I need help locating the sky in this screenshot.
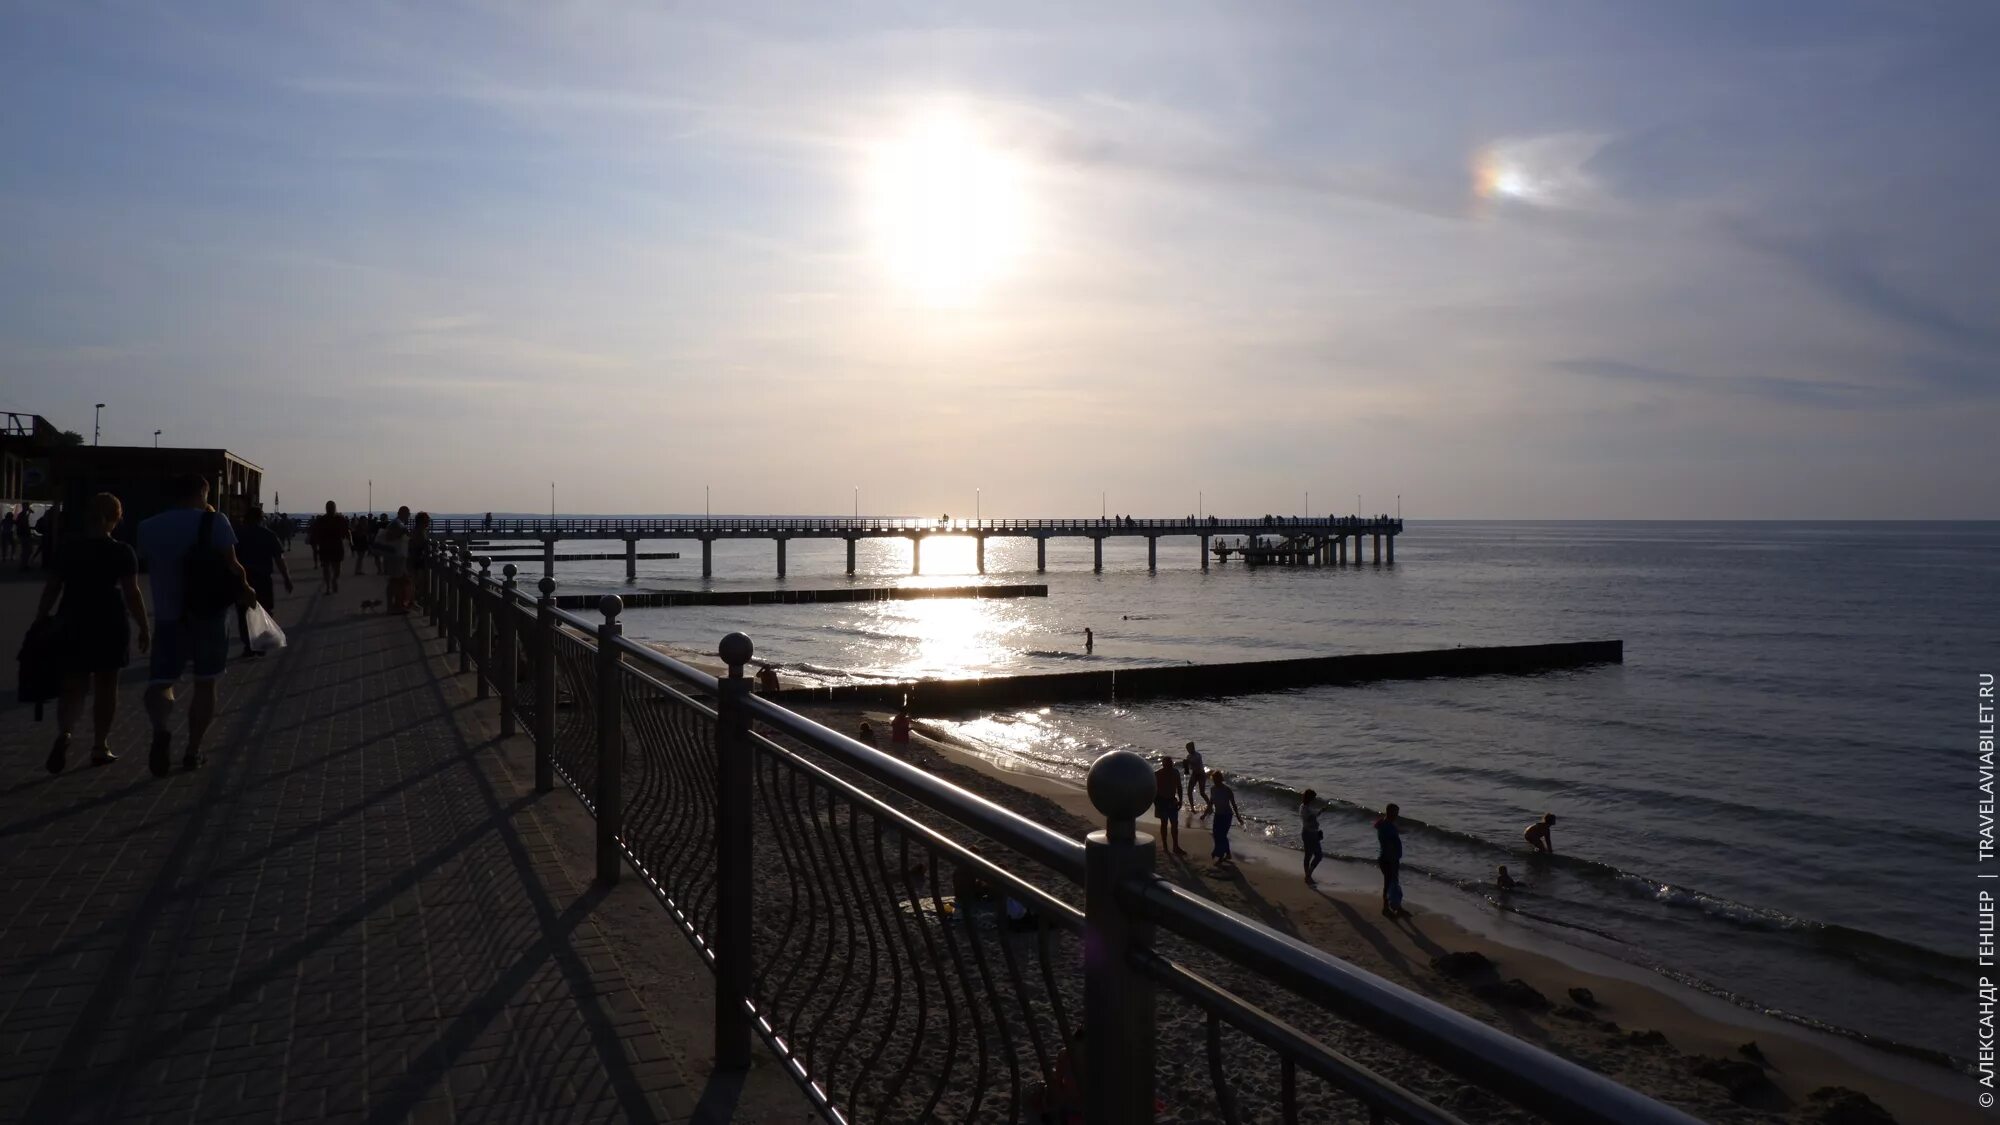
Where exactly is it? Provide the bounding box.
[4,2,1996,519]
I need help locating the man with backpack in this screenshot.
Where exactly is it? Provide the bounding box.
[137,474,256,776]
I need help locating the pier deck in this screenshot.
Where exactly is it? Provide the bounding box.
[429,514,1404,578]
[0,564,800,1122]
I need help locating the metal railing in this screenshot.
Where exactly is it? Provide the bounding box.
[420,541,1695,1125]
[427,514,1405,537]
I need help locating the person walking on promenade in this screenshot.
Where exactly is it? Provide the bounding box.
[1301,788,1326,884]
[309,501,350,593]
[1524,812,1557,855]
[406,511,431,609]
[1376,803,1407,918]
[1,506,15,561]
[35,493,149,772]
[351,513,372,577]
[377,506,411,613]
[233,506,292,656]
[1153,755,1187,857]
[1083,627,1094,654]
[1183,740,1210,818]
[1209,770,1240,867]
[139,474,257,776]
[35,504,59,570]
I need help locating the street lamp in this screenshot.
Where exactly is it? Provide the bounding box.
[1397,494,1402,519]
[94,403,105,445]
[152,429,161,448]
[853,486,858,519]
[976,487,980,524]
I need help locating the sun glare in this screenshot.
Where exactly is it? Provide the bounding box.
[866,111,1027,306]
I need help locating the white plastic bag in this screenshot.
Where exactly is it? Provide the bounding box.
[246,604,287,652]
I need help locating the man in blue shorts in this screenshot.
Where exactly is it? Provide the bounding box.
[138,475,257,776]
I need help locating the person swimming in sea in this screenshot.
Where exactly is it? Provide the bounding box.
[1496,865,1521,891]
[1524,812,1556,855]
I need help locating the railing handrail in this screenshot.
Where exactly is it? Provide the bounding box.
[1130,879,1703,1125]
[743,693,1089,883]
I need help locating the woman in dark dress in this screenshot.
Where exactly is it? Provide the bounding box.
[34,493,150,772]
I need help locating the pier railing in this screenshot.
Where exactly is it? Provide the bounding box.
[421,542,1694,1125]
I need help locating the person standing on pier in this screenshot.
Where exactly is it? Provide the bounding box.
[1153,755,1187,857]
[1376,803,1408,918]
[1183,741,1210,817]
[1301,789,1325,885]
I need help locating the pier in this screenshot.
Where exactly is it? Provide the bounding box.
[552,582,1047,610]
[429,513,1404,578]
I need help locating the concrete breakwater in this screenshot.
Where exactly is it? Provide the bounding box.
[767,640,1623,714]
[555,583,1048,610]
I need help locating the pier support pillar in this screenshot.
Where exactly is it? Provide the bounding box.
[542,537,556,579]
[1093,537,1103,574]
[701,538,713,579]
[624,537,637,581]
[845,537,857,576]
[1337,536,1346,565]
[1036,537,1046,573]
[1147,536,1156,571]
[1372,534,1381,564]
[912,535,922,575]
[1200,535,1209,571]
[976,535,986,574]
[1387,535,1395,565]
[776,538,786,579]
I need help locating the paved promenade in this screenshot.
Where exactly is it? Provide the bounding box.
[0,558,778,1123]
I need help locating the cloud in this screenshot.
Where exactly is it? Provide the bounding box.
[1550,356,1993,409]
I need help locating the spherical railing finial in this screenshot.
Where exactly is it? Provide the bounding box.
[502,563,518,580]
[1087,749,1157,824]
[478,557,491,573]
[598,594,622,621]
[718,632,754,670]
[537,576,557,597]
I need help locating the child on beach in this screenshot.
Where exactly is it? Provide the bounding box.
[1209,771,1240,868]
[1525,813,1557,855]
[1300,789,1325,884]
[1497,865,1520,892]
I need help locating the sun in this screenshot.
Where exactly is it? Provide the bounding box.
[866,111,1027,306]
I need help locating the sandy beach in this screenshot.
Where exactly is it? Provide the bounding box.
[773,696,1970,1125]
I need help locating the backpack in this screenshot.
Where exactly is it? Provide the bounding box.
[16,617,62,720]
[184,511,239,618]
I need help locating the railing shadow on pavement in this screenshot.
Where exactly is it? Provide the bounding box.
[421,542,1702,1125]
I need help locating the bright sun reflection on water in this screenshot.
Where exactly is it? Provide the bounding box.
[874,597,1025,680]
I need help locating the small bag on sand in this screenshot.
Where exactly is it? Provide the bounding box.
[245,605,287,653]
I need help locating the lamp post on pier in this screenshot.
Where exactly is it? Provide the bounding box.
[976,487,980,523]
[153,429,161,448]
[93,403,105,445]
[853,486,858,518]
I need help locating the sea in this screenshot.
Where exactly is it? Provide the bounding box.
[510,519,1991,1068]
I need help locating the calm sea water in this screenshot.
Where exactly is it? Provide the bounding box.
[530,520,1993,1063]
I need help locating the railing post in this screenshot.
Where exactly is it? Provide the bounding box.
[457,551,475,672]
[443,542,458,649]
[498,564,519,736]
[713,631,755,1070]
[1083,750,1159,1125]
[594,596,624,884]
[475,557,493,697]
[533,576,557,793]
